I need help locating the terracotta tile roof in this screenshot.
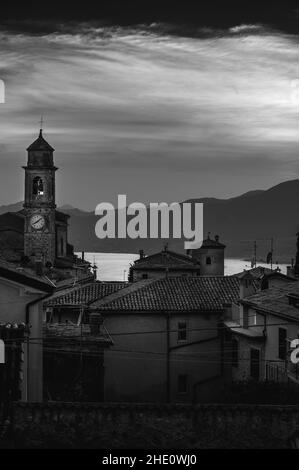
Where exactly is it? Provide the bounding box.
[133,249,200,270]
[46,281,128,307]
[242,281,299,321]
[236,266,280,279]
[91,276,240,313]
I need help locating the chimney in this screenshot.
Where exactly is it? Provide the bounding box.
[215,235,220,243]
[81,251,85,261]
[139,249,144,259]
[89,312,103,335]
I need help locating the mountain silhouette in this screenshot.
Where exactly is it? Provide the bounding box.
[1,179,298,262]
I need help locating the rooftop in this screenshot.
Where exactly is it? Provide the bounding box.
[133,247,200,270]
[46,280,128,307]
[200,236,226,249]
[27,129,55,152]
[90,276,240,313]
[235,266,292,280]
[0,258,54,293]
[242,281,299,321]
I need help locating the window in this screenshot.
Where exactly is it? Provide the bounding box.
[206,256,212,265]
[32,176,44,196]
[231,338,239,368]
[278,328,287,360]
[250,348,260,380]
[177,321,187,342]
[178,374,188,394]
[142,273,148,279]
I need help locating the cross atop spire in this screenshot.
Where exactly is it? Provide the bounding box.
[39,116,44,136]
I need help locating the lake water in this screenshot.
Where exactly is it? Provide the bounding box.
[77,252,289,281]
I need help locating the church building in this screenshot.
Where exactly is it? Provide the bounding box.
[0,129,91,281]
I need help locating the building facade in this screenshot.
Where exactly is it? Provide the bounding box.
[45,276,242,403]
[88,276,240,403]
[0,261,54,404]
[224,274,299,384]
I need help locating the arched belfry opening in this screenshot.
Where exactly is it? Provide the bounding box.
[32,176,44,196]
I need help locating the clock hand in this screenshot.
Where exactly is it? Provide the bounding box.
[33,217,43,226]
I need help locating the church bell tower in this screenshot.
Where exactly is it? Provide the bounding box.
[23,128,57,265]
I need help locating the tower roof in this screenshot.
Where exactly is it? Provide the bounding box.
[200,233,226,249]
[27,129,55,152]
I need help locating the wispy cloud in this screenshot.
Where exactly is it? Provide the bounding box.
[0,23,299,209]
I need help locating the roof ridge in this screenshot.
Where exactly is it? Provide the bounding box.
[134,249,199,266]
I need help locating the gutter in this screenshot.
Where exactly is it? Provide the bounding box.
[166,312,170,403]
[25,291,54,401]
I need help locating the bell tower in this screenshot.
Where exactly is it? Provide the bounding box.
[23,128,57,265]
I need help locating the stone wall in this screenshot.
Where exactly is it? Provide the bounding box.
[10,402,299,448]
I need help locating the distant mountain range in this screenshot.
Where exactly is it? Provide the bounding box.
[1,179,298,262]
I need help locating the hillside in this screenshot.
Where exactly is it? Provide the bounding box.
[1,179,298,262]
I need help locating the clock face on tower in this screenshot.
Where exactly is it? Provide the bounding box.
[30,214,45,230]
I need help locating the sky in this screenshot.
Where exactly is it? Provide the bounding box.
[0,4,299,210]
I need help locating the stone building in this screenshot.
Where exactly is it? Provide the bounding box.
[129,234,226,281]
[191,233,226,276]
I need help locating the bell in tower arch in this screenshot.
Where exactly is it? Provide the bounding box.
[32,176,44,196]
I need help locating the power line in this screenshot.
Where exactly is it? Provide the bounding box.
[1,317,299,343]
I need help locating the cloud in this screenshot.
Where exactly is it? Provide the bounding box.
[0,23,299,208]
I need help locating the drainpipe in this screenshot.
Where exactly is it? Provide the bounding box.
[166,312,170,403]
[25,292,53,402]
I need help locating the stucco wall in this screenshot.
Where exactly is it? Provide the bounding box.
[102,311,222,403]
[194,248,224,276]
[0,278,44,402]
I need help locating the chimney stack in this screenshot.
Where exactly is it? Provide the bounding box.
[139,249,144,259]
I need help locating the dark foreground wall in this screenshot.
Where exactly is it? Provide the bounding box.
[11,402,299,449]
